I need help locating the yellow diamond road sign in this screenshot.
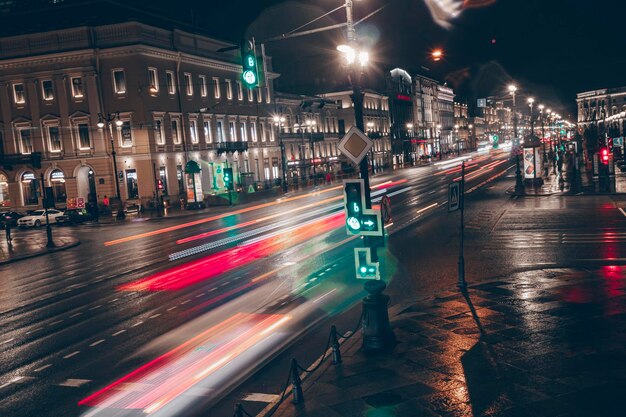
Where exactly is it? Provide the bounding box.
[338,127,374,165]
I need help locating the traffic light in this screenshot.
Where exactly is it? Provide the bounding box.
[343,179,382,236]
[157,179,164,190]
[223,168,233,190]
[344,180,364,234]
[601,148,609,164]
[354,248,380,280]
[240,39,259,89]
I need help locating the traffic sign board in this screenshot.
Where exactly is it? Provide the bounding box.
[380,195,392,224]
[354,247,380,280]
[448,182,460,212]
[338,127,373,165]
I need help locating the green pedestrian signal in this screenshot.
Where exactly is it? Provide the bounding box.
[344,180,364,235]
[354,248,380,280]
[223,167,233,190]
[241,39,259,88]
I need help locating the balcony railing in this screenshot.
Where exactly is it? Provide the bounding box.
[216,142,248,154]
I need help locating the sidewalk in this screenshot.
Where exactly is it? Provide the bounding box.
[0,229,80,265]
[508,163,626,196]
[269,268,626,417]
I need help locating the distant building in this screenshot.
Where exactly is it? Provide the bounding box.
[0,2,283,210]
[387,68,415,165]
[413,74,439,155]
[318,90,392,171]
[436,84,455,152]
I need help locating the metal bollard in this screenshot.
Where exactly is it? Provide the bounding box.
[330,325,342,365]
[233,403,244,417]
[290,358,304,404]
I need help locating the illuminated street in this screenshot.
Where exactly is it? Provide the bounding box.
[1,1,625,417]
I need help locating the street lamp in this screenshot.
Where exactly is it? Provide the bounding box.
[454,124,460,155]
[436,124,442,159]
[97,112,125,219]
[273,115,289,193]
[538,104,548,174]
[527,97,535,134]
[339,0,394,352]
[431,48,443,61]
[306,119,318,185]
[468,124,474,150]
[508,84,524,193]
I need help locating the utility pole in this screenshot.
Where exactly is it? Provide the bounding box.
[344,0,394,352]
[457,162,466,290]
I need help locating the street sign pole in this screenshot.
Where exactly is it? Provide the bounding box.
[457,161,466,290]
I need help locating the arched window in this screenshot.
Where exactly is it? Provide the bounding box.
[50,169,67,204]
[0,174,10,207]
[21,172,38,205]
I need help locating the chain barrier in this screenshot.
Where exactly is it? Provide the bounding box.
[233,312,364,417]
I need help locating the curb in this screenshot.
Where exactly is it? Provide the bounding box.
[0,239,81,266]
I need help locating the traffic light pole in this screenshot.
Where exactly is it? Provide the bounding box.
[347,0,394,352]
[457,162,466,290]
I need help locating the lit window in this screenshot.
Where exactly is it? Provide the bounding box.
[71,77,84,98]
[112,69,126,94]
[184,73,193,96]
[41,80,54,101]
[44,122,62,152]
[189,118,198,143]
[154,118,165,145]
[148,68,159,93]
[171,118,181,144]
[260,122,266,142]
[213,77,220,99]
[118,120,133,148]
[237,81,243,101]
[16,125,32,154]
[216,120,224,142]
[199,75,207,97]
[203,120,212,143]
[166,71,176,94]
[265,86,271,103]
[226,79,233,100]
[76,122,91,150]
[240,121,247,141]
[250,122,257,142]
[229,121,236,141]
[13,83,25,104]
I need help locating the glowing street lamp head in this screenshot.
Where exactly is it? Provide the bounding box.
[431,49,443,61]
[508,84,517,94]
[527,97,535,105]
[358,51,369,67]
[538,104,544,111]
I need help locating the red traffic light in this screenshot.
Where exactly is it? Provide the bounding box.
[601,148,609,164]
[157,179,164,190]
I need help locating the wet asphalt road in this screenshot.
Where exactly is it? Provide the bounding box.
[3,149,625,417]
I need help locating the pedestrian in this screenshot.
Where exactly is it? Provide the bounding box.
[103,195,110,212]
[326,172,332,184]
[5,218,12,244]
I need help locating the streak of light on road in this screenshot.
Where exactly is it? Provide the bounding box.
[104,180,405,247]
[78,313,291,415]
[118,212,345,291]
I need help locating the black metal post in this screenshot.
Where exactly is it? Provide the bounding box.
[541,114,548,176]
[278,125,288,193]
[106,119,125,220]
[40,173,54,248]
[513,98,524,193]
[457,162,466,290]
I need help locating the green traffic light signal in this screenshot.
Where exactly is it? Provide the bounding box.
[223,168,233,190]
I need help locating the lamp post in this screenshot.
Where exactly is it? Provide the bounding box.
[339,0,394,352]
[468,124,474,150]
[306,119,317,185]
[436,124,442,159]
[97,112,125,219]
[538,104,548,175]
[527,97,535,134]
[406,123,414,165]
[509,84,524,192]
[454,124,460,155]
[273,115,289,193]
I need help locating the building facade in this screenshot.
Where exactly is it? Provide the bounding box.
[0,21,283,210]
[436,84,455,153]
[387,68,415,165]
[318,90,391,172]
[413,74,439,156]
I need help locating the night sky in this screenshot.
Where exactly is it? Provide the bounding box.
[136,0,624,117]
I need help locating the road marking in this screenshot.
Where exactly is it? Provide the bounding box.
[0,376,24,389]
[64,351,80,359]
[34,364,52,372]
[167,306,177,311]
[89,305,102,311]
[89,339,105,347]
[181,299,191,304]
[59,378,91,388]
[131,321,143,327]
[0,337,15,345]
[619,208,626,218]
[196,293,205,298]
[48,320,63,326]
[417,202,438,214]
[112,330,126,337]
[149,313,161,319]
[243,393,281,403]
[69,312,83,318]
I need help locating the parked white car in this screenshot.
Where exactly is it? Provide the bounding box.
[17,209,64,227]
